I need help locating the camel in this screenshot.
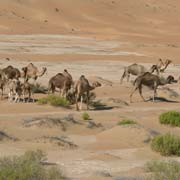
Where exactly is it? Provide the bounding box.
[2,65,21,80]
[120,63,159,83]
[129,72,175,103]
[48,73,73,97]
[7,79,33,102]
[22,63,47,82]
[159,59,172,73]
[74,75,101,111]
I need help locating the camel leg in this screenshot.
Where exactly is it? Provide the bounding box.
[75,95,79,111]
[80,96,83,111]
[153,88,157,102]
[120,70,126,84]
[130,86,138,103]
[86,91,89,110]
[127,73,130,82]
[138,85,146,102]
[1,88,3,100]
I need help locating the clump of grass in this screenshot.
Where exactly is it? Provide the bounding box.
[159,111,180,127]
[32,83,47,94]
[0,150,65,180]
[117,119,136,126]
[38,95,69,107]
[82,112,90,120]
[146,160,180,180]
[151,133,180,156]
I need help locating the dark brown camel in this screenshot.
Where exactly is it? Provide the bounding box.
[130,72,174,103]
[48,73,73,97]
[2,65,21,80]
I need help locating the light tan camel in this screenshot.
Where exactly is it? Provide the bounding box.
[159,59,172,72]
[120,64,159,83]
[130,72,174,103]
[48,72,73,97]
[22,63,47,82]
[75,75,101,111]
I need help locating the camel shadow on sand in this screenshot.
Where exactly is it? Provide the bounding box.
[147,97,180,103]
[90,100,114,111]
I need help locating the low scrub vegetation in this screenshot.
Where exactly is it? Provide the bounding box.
[38,95,69,107]
[151,133,180,156]
[117,119,136,126]
[0,150,65,180]
[82,112,90,120]
[146,160,180,180]
[32,83,48,94]
[159,111,180,126]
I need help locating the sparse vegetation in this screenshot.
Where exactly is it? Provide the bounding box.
[146,160,180,180]
[82,112,90,120]
[159,111,180,126]
[151,133,180,156]
[0,150,65,180]
[32,83,47,94]
[117,119,136,126]
[38,95,69,107]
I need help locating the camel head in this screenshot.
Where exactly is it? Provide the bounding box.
[166,75,177,84]
[150,65,159,75]
[38,67,47,77]
[92,81,101,88]
[158,58,164,67]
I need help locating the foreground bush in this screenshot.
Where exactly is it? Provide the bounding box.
[146,160,180,180]
[159,111,180,126]
[151,133,180,156]
[0,150,65,180]
[38,95,69,107]
[82,112,90,120]
[117,119,136,126]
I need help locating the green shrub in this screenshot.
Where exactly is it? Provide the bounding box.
[32,83,47,94]
[82,112,90,120]
[38,95,69,107]
[151,133,180,156]
[117,119,136,125]
[159,111,180,126]
[0,150,65,180]
[146,160,180,180]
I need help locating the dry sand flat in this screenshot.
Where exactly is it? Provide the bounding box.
[0,0,180,179]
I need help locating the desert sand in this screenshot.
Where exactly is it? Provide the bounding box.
[0,0,180,180]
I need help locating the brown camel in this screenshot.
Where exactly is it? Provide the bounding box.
[48,72,73,97]
[120,64,159,83]
[130,72,174,103]
[2,65,21,80]
[22,63,47,82]
[75,75,101,111]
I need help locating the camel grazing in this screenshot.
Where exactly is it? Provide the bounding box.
[48,72,73,97]
[130,72,174,103]
[120,63,159,83]
[75,75,101,111]
[2,65,21,80]
[22,63,47,82]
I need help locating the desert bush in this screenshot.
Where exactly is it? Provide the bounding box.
[82,112,90,120]
[32,83,48,94]
[38,95,69,107]
[117,119,136,126]
[151,133,180,156]
[0,150,65,180]
[159,111,180,126]
[146,160,180,180]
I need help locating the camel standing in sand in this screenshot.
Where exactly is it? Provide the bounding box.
[75,75,101,111]
[48,71,73,97]
[22,63,47,82]
[120,64,159,84]
[129,72,174,103]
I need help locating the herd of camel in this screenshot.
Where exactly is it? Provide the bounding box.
[0,58,177,111]
[0,63,101,111]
